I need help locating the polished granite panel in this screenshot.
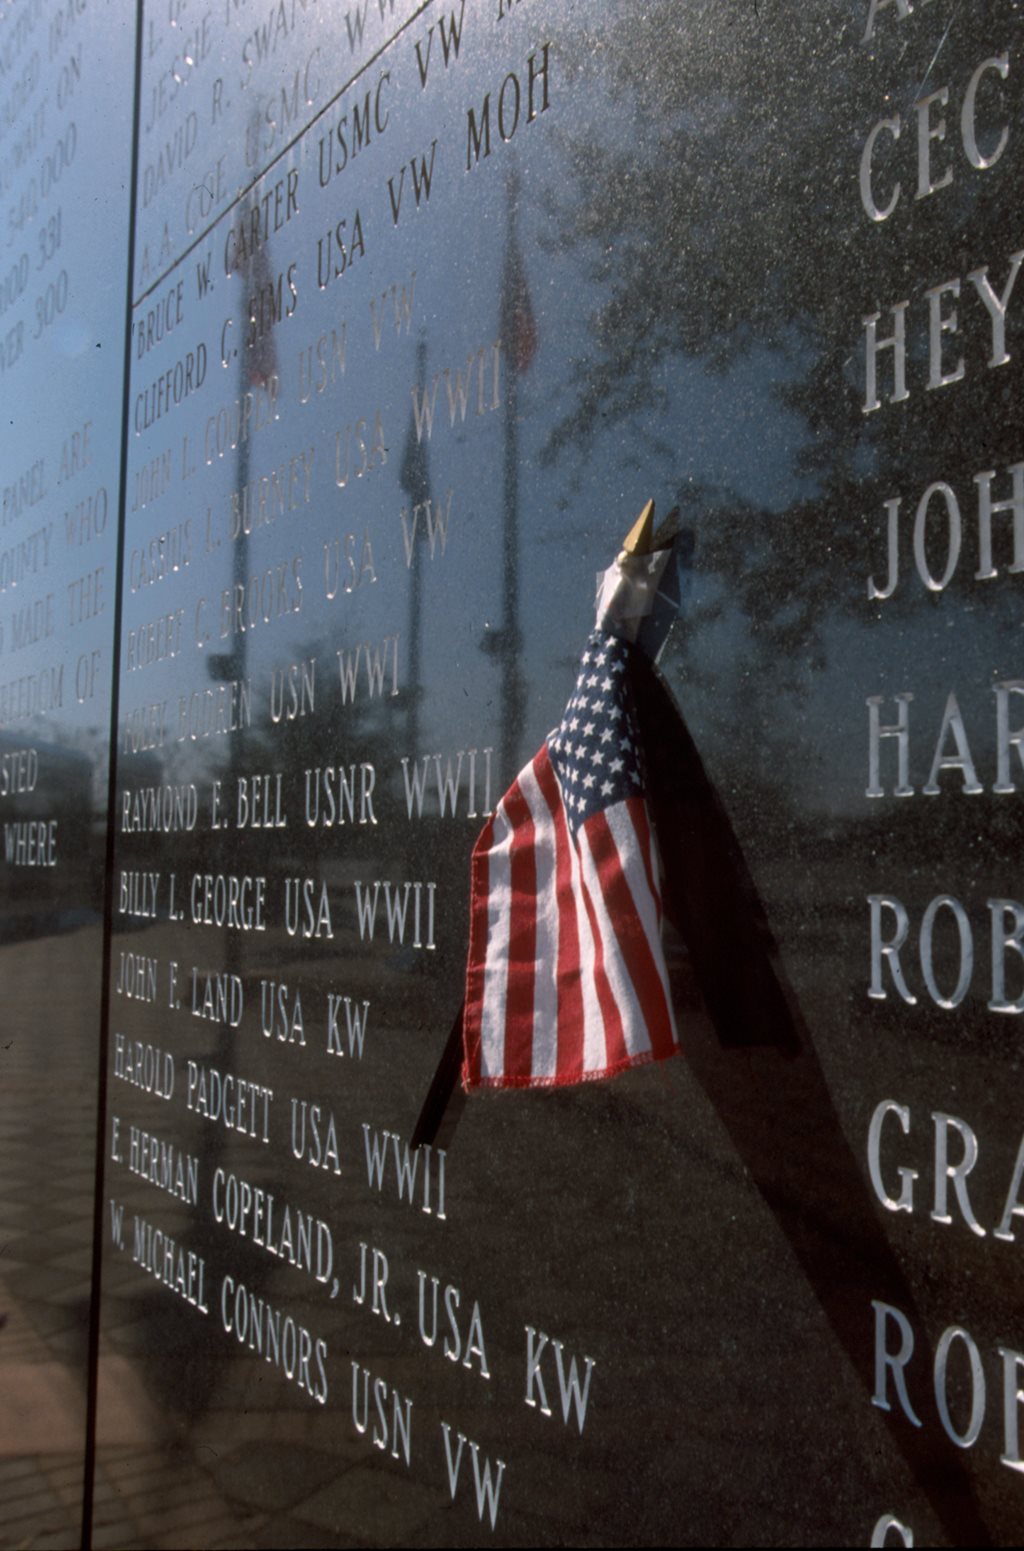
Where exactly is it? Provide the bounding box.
[4,0,1024,1544]
[0,3,136,1547]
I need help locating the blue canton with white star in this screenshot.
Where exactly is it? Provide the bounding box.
[547,629,644,833]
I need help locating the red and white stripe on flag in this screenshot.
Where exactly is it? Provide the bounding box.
[462,631,678,1089]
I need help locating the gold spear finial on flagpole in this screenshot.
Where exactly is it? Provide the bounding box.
[621,499,655,557]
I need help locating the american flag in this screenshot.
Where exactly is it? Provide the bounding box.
[501,230,537,376]
[462,627,679,1089]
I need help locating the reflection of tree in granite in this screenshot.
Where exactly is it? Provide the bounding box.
[502,19,1024,1527]
[543,0,1024,658]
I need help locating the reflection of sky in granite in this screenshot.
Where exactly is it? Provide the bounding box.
[6,3,1024,1543]
[112,0,819,796]
[1,7,136,775]
[0,10,137,1547]
[9,1,1012,821]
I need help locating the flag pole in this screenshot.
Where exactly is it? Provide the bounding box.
[169,149,266,1408]
[401,334,430,764]
[498,166,526,784]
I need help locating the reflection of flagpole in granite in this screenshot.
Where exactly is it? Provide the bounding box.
[486,168,536,784]
[222,147,278,962]
[208,141,278,716]
[207,163,277,703]
[194,146,278,1371]
[400,334,431,763]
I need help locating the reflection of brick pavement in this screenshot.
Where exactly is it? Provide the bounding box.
[4,907,957,1546]
[0,926,276,1549]
[0,913,890,1549]
[2,916,390,1549]
[0,927,227,1549]
[1,925,99,1550]
[1,921,485,1549]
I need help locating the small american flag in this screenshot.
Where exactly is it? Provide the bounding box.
[462,626,679,1089]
